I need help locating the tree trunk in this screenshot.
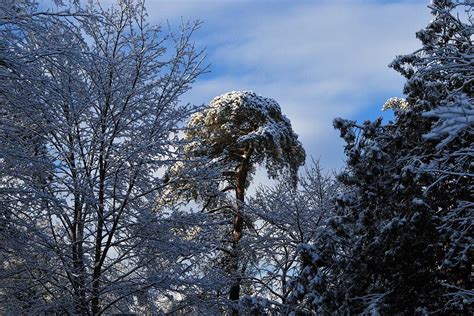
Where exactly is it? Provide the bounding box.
[72,199,87,315]
[92,122,107,315]
[229,145,253,315]
[68,144,88,315]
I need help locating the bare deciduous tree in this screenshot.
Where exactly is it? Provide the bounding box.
[0,0,206,313]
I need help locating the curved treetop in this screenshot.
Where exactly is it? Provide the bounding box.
[185,91,306,186]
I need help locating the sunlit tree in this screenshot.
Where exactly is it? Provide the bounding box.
[165,91,305,312]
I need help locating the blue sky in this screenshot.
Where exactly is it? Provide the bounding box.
[140,0,431,171]
[92,0,430,171]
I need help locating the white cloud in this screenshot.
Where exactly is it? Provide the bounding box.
[145,0,431,170]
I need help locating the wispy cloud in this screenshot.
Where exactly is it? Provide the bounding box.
[145,0,430,170]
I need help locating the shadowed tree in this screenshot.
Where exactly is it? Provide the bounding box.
[331,1,473,313]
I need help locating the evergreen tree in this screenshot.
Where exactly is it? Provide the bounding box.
[333,0,473,313]
[163,91,305,313]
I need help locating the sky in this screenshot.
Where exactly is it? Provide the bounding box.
[139,0,431,171]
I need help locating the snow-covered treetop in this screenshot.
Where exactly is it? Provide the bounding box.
[185,91,306,186]
[387,0,474,147]
[382,97,409,111]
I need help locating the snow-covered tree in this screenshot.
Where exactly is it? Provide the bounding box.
[0,0,205,313]
[333,116,444,314]
[1,1,86,312]
[332,0,473,313]
[163,91,305,313]
[391,2,473,309]
[246,160,340,314]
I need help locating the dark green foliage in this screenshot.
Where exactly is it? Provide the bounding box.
[332,0,473,313]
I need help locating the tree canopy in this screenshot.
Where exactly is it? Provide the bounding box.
[185,91,305,188]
